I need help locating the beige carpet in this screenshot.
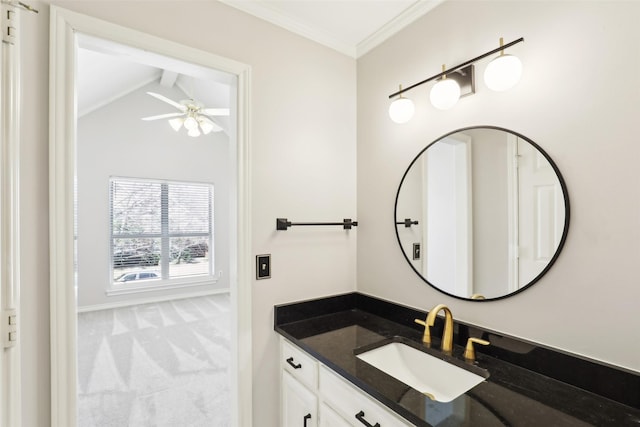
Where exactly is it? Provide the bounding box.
[77,294,231,426]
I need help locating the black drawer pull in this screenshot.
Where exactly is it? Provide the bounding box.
[286,357,302,369]
[303,413,311,427]
[355,410,380,427]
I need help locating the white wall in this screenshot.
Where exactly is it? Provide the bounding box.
[21,1,356,426]
[77,81,230,309]
[358,1,640,373]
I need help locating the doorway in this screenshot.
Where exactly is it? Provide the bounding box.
[50,7,251,427]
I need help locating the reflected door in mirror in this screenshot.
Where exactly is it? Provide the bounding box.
[395,127,569,301]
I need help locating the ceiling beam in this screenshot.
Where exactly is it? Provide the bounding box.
[160,70,178,88]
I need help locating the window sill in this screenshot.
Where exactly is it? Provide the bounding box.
[106,275,220,297]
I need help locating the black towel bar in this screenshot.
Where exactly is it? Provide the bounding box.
[395,218,419,227]
[276,218,358,230]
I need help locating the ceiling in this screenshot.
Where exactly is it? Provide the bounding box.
[77,34,234,132]
[77,1,445,123]
[219,0,445,58]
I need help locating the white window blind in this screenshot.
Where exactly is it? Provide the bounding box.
[110,178,214,284]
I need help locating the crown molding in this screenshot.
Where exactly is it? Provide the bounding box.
[356,0,445,58]
[219,0,445,59]
[219,0,356,57]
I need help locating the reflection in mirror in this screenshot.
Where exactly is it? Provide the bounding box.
[395,127,569,300]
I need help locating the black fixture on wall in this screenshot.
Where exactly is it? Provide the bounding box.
[276,218,358,230]
[395,218,419,227]
[388,37,525,99]
[388,37,525,123]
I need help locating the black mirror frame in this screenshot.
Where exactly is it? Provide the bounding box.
[394,126,571,301]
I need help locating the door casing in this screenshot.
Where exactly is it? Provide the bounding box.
[49,6,252,426]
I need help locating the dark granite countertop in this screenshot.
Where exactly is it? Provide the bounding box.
[274,293,640,427]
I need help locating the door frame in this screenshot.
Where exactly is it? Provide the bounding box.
[49,6,252,426]
[0,3,22,426]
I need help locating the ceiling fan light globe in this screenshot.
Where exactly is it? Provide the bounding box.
[200,121,215,135]
[184,116,199,131]
[198,116,216,135]
[168,117,184,131]
[187,127,201,137]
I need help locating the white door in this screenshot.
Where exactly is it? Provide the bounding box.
[517,138,565,285]
[423,136,473,296]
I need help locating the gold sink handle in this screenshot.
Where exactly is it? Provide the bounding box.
[414,318,431,345]
[464,337,490,362]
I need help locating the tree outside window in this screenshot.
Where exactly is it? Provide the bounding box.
[110,178,214,283]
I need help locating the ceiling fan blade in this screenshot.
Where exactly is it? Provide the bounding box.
[202,108,230,116]
[141,112,185,121]
[146,92,188,112]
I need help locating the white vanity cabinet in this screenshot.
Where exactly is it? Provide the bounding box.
[280,337,414,427]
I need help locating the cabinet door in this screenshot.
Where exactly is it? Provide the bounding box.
[283,370,318,427]
[320,402,352,427]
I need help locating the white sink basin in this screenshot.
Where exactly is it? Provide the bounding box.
[356,342,486,402]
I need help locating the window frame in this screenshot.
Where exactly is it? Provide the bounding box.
[107,176,218,295]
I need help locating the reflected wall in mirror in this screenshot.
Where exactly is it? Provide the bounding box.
[395,127,570,300]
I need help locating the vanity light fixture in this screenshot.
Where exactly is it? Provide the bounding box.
[429,65,461,110]
[388,37,524,123]
[484,37,523,91]
[388,85,415,124]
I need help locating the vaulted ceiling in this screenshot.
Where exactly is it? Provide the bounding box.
[77,34,234,133]
[76,1,445,123]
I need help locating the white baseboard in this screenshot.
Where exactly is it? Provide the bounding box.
[77,288,230,313]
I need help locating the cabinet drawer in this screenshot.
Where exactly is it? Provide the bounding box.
[319,365,412,427]
[281,339,318,389]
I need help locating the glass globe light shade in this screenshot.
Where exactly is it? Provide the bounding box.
[183,116,199,131]
[484,54,522,91]
[187,126,201,137]
[198,117,215,135]
[388,97,415,124]
[168,117,184,131]
[429,78,461,110]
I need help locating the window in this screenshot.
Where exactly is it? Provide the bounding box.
[110,178,214,286]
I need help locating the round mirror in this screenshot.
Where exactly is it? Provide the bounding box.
[395,126,570,301]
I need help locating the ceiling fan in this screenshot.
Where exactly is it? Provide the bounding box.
[141,92,230,137]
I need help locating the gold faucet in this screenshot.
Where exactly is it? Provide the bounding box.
[414,304,454,351]
[426,304,454,354]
